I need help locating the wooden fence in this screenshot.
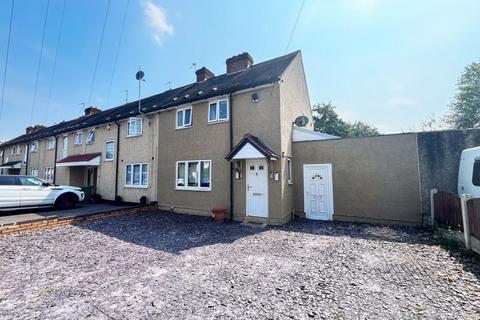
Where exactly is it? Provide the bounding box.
[433,191,463,230]
[432,190,480,255]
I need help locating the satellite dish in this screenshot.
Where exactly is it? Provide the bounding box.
[294,115,309,127]
[136,70,144,80]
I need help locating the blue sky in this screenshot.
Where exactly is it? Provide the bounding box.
[0,0,479,140]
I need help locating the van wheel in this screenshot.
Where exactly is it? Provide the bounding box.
[55,194,78,210]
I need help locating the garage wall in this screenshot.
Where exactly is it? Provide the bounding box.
[292,133,422,226]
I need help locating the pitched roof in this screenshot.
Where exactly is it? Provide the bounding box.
[1,51,300,148]
[56,153,101,164]
[225,133,280,161]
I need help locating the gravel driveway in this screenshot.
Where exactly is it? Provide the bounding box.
[1,211,479,320]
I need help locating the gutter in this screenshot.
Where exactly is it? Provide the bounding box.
[53,136,58,184]
[229,93,234,221]
[114,121,120,200]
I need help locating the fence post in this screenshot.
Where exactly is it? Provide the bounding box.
[460,193,472,250]
[430,189,438,228]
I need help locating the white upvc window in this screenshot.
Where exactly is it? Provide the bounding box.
[287,158,293,184]
[30,142,38,153]
[87,129,95,144]
[105,140,114,161]
[127,117,143,137]
[208,99,229,123]
[176,106,192,129]
[0,149,3,157]
[12,145,17,155]
[47,137,55,150]
[125,163,148,188]
[74,132,83,145]
[176,160,211,191]
[31,168,38,177]
[44,167,54,182]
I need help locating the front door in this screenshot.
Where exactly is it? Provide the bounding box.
[303,164,334,220]
[246,159,268,217]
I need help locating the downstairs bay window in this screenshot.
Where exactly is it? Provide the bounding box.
[176,160,211,191]
[125,163,148,188]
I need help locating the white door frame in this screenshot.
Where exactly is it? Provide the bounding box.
[246,158,269,218]
[303,163,334,220]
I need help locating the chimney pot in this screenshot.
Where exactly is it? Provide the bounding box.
[85,106,101,116]
[195,67,215,82]
[226,52,254,74]
[26,124,46,134]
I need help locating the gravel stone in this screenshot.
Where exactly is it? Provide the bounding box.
[0,211,479,319]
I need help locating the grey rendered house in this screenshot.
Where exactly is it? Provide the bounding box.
[0,51,314,225]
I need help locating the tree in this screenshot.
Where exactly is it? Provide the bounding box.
[312,102,379,137]
[445,61,480,129]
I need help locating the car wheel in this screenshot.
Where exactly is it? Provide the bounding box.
[55,194,78,210]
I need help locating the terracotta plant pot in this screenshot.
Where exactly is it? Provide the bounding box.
[212,208,225,224]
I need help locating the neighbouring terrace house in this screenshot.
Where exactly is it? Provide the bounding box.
[0,51,317,224]
[3,50,477,226]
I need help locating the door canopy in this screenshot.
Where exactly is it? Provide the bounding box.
[225,133,280,161]
[56,153,101,167]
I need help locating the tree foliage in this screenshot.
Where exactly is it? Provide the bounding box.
[445,61,480,129]
[312,102,379,137]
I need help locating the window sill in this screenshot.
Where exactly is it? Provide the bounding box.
[126,134,143,138]
[86,142,95,145]
[175,186,211,192]
[175,125,192,130]
[125,185,149,189]
[104,159,114,162]
[207,119,229,125]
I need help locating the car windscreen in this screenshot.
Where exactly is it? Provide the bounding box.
[19,177,44,186]
[0,176,19,186]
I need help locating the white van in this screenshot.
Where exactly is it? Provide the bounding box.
[458,146,480,197]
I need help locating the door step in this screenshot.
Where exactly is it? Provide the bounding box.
[241,221,267,228]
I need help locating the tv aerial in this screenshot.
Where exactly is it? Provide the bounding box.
[136,68,145,114]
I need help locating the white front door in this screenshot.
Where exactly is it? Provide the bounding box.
[303,164,334,220]
[246,159,268,217]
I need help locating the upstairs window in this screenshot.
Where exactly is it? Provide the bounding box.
[176,160,211,191]
[128,117,143,136]
[47,138,55,150]
[30,142,38,153]
[105,140,114,161]
[208,99,229,123]
[74,132,83,145]
[287,158,293,184]
[0,149,3,157]
[87,130,95,144]
[12,145,17,155]
[176,107,192,129]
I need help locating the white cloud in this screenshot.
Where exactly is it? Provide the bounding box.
[386,96,418,108]
[142,0,174,45]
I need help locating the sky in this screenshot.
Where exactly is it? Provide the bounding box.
[0,0,479,141]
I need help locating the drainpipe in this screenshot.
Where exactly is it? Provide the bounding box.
[114,121,120,200]
[229,93,234,221]
[53,136,58,184]
[1,146,4,175]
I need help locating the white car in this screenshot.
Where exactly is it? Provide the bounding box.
[0,175,85,210]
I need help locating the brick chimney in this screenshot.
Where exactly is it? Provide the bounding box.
[195,67,215,82]
[226,52,254,74]
[26,124,46,134]
[85,106,101,116]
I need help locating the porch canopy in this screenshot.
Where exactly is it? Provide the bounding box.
[56,153,101,167]
[225,133,280,161]
[0,160,22,169]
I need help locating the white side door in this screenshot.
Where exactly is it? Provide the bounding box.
[0,176,21,208]
[303,164,334,220]
[246,159,268,218]
[19,177,55,206]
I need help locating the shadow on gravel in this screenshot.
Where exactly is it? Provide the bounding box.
[77,210,268,254]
